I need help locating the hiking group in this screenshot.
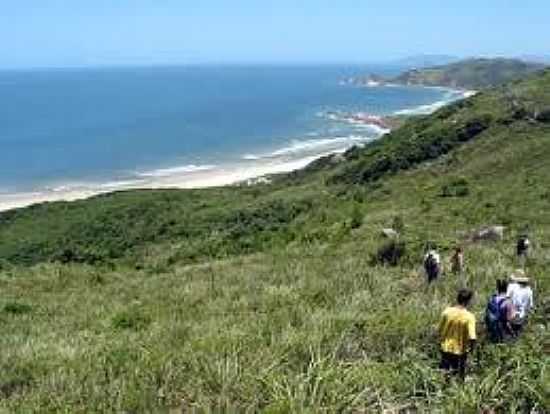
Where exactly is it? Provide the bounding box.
[424,235,535,379]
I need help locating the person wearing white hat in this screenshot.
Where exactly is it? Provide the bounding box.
[507,270,534,336]
[424,249,441,284]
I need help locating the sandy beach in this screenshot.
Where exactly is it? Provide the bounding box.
[0,154,331,212]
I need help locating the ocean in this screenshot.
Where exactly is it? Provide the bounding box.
[0,65,465,208]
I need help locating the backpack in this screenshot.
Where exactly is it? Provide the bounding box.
[517,237,529,255]
[425,254,438,274]
[485,294,507,339]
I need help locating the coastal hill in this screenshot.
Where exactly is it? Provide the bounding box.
[356,57,546,90]
[392,58,546,89]
[0,69,549,411]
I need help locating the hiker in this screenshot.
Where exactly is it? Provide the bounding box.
[516,235,530,267]
[485,279,515,343]
[450,246,465,275]
[438,288,477,379]
[424,249,441,283]
[507,270,534,336]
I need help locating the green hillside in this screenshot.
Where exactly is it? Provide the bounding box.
[391,58,546,89]
[0,69,549,412]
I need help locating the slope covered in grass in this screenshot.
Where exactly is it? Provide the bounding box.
[0,70,549,412]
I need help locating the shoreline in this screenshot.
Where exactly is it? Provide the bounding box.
[0,86,474,213]
[0,151,352,212]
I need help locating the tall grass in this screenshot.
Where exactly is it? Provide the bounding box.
[0,69,549,412]
[0,230,547,412]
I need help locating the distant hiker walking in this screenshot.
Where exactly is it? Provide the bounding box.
[516,235,530,268]
[450,246,465,275]
[485,279,515,343]
[451,246,465,287]
[438,289,477,379]
[507,270,534,336]
[424,249,441,284]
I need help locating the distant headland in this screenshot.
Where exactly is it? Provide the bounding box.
[346,58,547,90]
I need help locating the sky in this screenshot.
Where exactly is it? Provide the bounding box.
[2,0,549,68]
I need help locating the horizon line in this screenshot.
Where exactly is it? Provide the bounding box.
[1,53,547,72]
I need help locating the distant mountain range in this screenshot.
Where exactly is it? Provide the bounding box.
[518,54,550,64]
[388,54,461,69]
[385,54,550,69]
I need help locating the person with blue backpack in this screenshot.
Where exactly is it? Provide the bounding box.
[485,279,515,343]
[516,234,530,268]
[424,248,441,284]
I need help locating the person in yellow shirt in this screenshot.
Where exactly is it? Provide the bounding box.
[438,288,477,379]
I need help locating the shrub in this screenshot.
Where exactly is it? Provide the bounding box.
[111,310,151,331]
[330,113,492,186]
[0,365,33,398]
[534,107,550,122]
[88,272,105,285]
[441,177,470,197]
[349,205,364,229]
[3,302,32,315]
[392,215,405,234]
[372,240,407,266]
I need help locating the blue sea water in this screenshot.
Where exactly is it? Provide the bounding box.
[0,65,462,194]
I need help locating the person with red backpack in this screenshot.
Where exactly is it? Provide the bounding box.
[485,279,515,343]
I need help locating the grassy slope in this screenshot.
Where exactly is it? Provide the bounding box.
[391,58,546,89]
[0,71,549,412]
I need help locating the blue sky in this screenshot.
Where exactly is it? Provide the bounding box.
[2,0,549,68]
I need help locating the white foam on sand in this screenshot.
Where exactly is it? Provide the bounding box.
[318,111,391,134]
[0,189,107,212]
[241,133,385,161]
[136,164,216,178]
[0,156,334,211]
[394,89,476,116]
[394,100,450,115]
[346,122,390,135]
[149,156,329,189]
[269,136,365,157]
[0,134,383,212]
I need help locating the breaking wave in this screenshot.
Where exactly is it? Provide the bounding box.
[242,134,382,162]
[394,89,474,116]
[136,164,216,178]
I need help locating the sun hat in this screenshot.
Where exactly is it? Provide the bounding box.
[510,269,529,283]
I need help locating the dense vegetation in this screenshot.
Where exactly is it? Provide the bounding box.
[0,69,549,412]
[390,58,546,89]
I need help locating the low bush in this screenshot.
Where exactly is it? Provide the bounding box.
[331,113,492,185]
[3,302,32,315]
[112,310,151,331]
[349,204,364,229]
[441,177,470,197]
[372,240,407,266]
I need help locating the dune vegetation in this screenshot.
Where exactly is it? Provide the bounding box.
[0,69,549,413]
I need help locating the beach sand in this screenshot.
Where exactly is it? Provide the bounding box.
[0,155,325,212]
